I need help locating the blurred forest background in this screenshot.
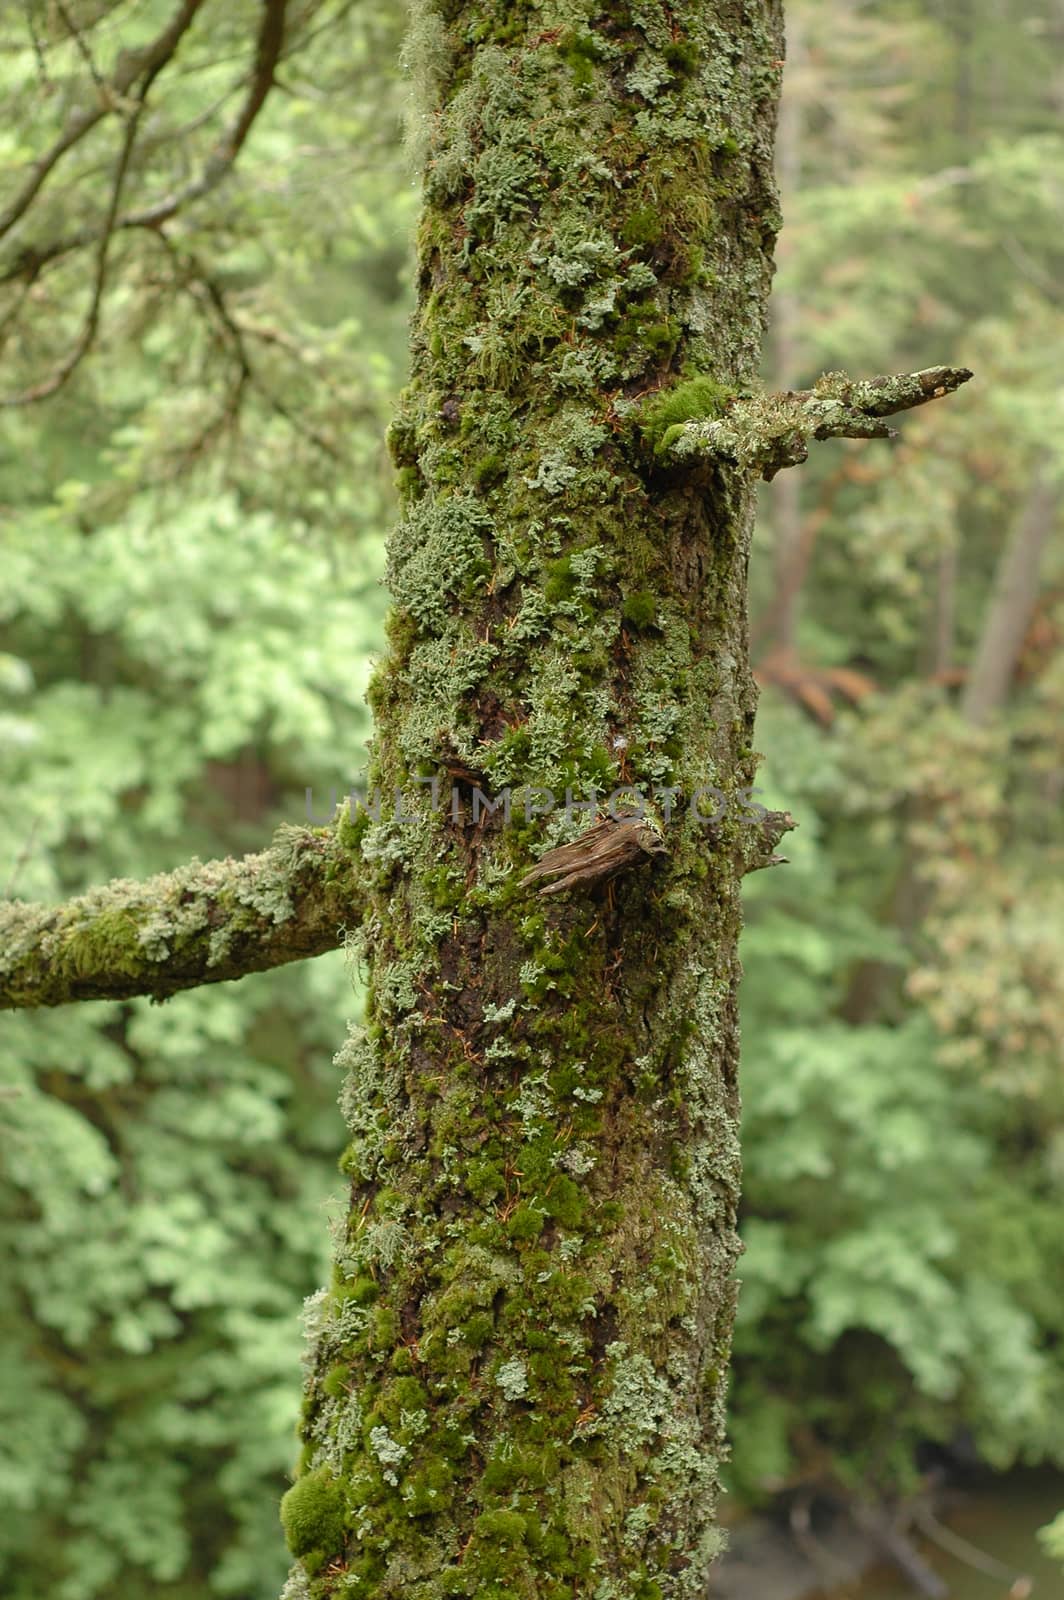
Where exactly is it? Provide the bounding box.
[0,2,1062,1597]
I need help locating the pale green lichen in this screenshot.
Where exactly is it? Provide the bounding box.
[0,826,360,1010]
[494,1356,530,1401]
[291,4,785,1598]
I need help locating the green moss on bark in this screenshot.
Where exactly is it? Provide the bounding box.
[288,2,784,1597]
[0,826,363,1010]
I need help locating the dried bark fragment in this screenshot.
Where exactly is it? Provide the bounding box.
[520,817,666,896]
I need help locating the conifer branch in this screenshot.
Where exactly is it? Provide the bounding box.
[0,0,288,291]
[669,367,973,480]
[0,824,363,1011]
[0,0,208,244]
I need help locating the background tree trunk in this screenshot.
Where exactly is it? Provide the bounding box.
[282,4,785,1597]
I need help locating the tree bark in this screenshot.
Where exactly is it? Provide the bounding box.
[960,469,1059,725]
[280,5,787,1596]
[0,7,972,1595]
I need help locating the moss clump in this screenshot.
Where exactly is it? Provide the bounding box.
[614,302,680,362]
[280,1466,346,1559]
[465,1157,505,1201]
[620,206,664,249]
[622,591,658,629]
[395,464,423,502]
[507,1202,544,1242]
[64,908,142,979]
[322,1363,350,1400]
[475,1509,529,1544]
[559,31,603,89]
[337,799,370,854]
[542,554,577,604]
[663,41,699,75]
[342,1275,380,1306]
[639,375,737,458]
[543,1175,584,1228]
[472,451,506,489]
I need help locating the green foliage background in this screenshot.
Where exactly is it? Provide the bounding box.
[1,1,1062,1595]
[1,5,413,1595]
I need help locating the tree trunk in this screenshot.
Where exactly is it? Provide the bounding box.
[960,469,1059,725]
[281,5,785,1597]
[0,6,967,1593]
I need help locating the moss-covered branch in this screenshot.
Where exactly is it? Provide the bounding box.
[0,822,363,1011]
[663,366,973,479]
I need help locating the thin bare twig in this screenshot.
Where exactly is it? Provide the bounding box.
[3,817,42,901]
[0,0,207,241]
[1,58,151,406]
[55,1,113,109]
[23,0,53,90]
[911,1504,1032,1594]
[151,231,347,460]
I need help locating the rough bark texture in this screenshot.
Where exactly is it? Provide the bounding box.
[281,5,785,1599]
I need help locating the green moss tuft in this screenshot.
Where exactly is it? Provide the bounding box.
[475,1509,529,1544]
[622,591,658,629]
[663,41,699,75]
[343,1275,380,1306]
[280,1466,346,1559]
[638,376,737,458]
[507,1202,544,1242]
[543,1175,584,1228]
[472,451,506,490]
[620,206,664,249]
[559,31,603,89]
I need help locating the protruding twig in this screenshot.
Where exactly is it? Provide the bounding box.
[669,367,974,480]
[741,809,797,874]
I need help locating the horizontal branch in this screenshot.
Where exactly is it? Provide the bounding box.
[0,824,362,1011]
[669,367,973,480]
[1,805,798,1006]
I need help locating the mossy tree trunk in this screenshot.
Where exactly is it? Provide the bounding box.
[282,4,786,1598]
[0,3,974,1593]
